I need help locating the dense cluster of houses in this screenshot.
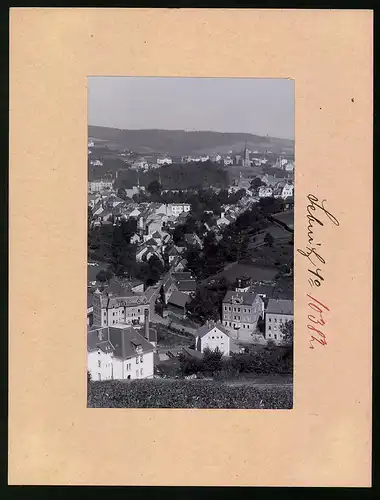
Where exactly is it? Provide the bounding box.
[87,142,294,383]
[88,183,260,270]
[87,273,294,382]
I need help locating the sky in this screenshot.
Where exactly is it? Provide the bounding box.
[88,77,294,140]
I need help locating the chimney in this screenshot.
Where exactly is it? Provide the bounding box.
[144,308,149,340]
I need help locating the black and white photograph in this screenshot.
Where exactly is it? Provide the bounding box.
[87,77,294,409]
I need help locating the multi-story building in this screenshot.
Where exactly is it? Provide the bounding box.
[88,316,155,381]
[92,285,150,327]
[265,299,294,343]
[222,289,264,340]
[88,179,114,193]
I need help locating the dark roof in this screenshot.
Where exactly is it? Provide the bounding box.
[177,280,196,292]
[167,291,191,308]
[163,276,176,293]
[88,325,154,359]
[172,272,193,281]
[223,290,256,306]
[266,299,294,315]
[182,347,203,360]
[252,284,275,298]
[167,246,179,256]
[196,321,230,339]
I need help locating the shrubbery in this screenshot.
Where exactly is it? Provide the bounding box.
[177,345,293,378]
[88,379,293,409]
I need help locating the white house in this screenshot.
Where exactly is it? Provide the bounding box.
[166,203,191,217]
[285,162,294,172]
[223,156,234,166]
[281,183,294,199]
[258,186,273,198]
[157,156,173,165]
[88,323,155,382]
[216,212,232,227]
[200,155,209,162]
[195,322,231,357]
[212,154,222,163]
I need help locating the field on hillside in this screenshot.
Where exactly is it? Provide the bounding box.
[88,379,293,409]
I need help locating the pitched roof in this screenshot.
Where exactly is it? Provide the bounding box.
[172,272,192,281]
[223,290,256,306]
[109,325,155,359]
[167,290,191,308]
[252,284,275,298]
[163,276,176,293]
[181,347,203,360]
[196,321,230,339]
[266,299,294,315]
[177,280,196,292]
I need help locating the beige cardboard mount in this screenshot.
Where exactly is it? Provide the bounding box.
[9,8,373,486]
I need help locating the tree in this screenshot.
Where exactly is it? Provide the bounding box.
[117,187,127,200]
[264,232,275,247]
[147,255,164,285]
[281,320,294,345]
[159,284,166,306]
[147,179,161,195]
[250,177,265,191]
[173,224,185,245]
[201,347,223,374]
[96,268,114,282]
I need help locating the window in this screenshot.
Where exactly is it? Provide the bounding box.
[269,326,271,330]
[138,309,140,313]
[238,308,241,312]
[212,336,215,339]
[229,307,231,311]
[98,360,101,368]
[229,322,231,326]
[140,368,143,376]
[269,318,271,322]
[98,374,101,381]
[136,370,139,377]
[274,334,277,340]
[136,356,139,364]
[274,318,277,322]
[140,356,143,363]
[279,318,283,323]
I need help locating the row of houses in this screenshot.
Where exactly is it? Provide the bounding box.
[258,182,294,199]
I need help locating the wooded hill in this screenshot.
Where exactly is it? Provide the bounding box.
[88,126,294,156]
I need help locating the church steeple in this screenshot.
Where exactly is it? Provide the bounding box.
[243,141,250,167]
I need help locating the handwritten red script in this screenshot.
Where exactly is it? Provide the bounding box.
[297,194,340,349]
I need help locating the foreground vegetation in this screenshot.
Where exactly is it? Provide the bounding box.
[88,379,293,409]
